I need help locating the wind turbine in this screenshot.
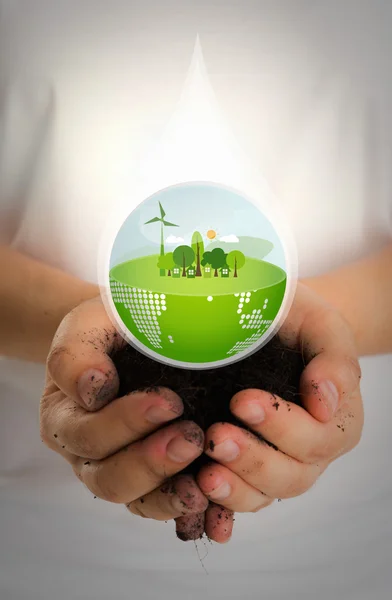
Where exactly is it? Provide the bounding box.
[145,202,179,276]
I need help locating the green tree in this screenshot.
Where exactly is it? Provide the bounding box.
[208,248,226,277]
[157,252,175,276]
[144,202,179,276]
[226,250,246,277]
[191,231,204,277]
[201,251,212,267]
[173,245,195,277]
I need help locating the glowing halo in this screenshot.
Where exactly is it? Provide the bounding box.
[98,36,297,369]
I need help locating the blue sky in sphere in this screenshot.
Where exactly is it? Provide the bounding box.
[110,183,286,269]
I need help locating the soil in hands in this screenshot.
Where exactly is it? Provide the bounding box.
[111,336,305,539]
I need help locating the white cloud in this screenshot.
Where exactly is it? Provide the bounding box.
[166,235,184,244]
[219,234,239,243]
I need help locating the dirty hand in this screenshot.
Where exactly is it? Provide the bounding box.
[196,282,364,531]
[40,297,208,523]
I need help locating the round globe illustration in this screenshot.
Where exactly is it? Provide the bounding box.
[107,182,292,368]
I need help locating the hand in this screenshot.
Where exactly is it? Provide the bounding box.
[40,297,208,523]
[196,282,364,530]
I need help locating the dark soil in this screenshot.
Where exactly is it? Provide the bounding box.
[111,336,305,542]
[111,336,305,473]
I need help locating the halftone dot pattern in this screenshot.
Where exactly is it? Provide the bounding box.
[228,293,272,355]
[110,279,274,359]
[110,280,168,350]
[236,293,269,327]
[227,319,273,356]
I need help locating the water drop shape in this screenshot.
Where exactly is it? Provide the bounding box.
[100,37,296,369]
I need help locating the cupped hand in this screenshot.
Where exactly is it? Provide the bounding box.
[197,282,364,525]
[40,297,208,523]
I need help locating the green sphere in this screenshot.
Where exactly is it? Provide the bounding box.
[106,182,292,369]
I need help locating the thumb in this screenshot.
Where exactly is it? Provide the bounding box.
[298,308,361,423]
[46,296,125,411]
[300,351,361,422]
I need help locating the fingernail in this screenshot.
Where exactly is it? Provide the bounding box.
[319,380,339,415]
[210,440,240,463]
[208,482,232,501]
[145,406,176,424]
[238,402,265,425]
[167,436,202,463]
[78,368,115,409]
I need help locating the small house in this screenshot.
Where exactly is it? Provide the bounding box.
[172,266,181,278]
[203,266,212,278]
[220,266,231,278]
[187,265,196,279]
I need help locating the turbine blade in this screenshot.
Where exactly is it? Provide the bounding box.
[159,202,166,218]
[144,216,161,224]
[162,220,179,227]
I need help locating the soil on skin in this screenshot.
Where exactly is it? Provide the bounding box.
[111,336,305,542]
[111,336,305,472]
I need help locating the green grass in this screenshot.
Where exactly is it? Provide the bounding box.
[110,255,285,296]
[109,255,287,364]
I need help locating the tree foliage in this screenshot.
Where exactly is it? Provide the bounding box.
[191,231,204,276]
[226,250,246,277]
[173,245,195,277]
[201,250,212,267]
[157,252,175,275]
[207,248,227,276]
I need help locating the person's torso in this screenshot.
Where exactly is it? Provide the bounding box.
[0,2,391,599]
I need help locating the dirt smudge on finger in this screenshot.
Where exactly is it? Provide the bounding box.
[176,512,205,541]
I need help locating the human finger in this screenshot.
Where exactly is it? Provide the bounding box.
[127,475,208,521]
[280,284,361,423]
[230,388,362,464]
[46,296,124,410]
[204,503,234,544]
[197,461,274,512]
[40,386,184,460]
[175,512,206,542]
[72,421,204,504]
[204,423,322,499]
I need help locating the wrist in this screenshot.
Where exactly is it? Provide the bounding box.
[0,245,100,363]
[35,279,100,363]
[300,276,363,354]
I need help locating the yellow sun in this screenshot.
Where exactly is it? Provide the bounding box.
[206,229,217,240]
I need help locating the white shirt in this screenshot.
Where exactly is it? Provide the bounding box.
[0,2,391,599]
